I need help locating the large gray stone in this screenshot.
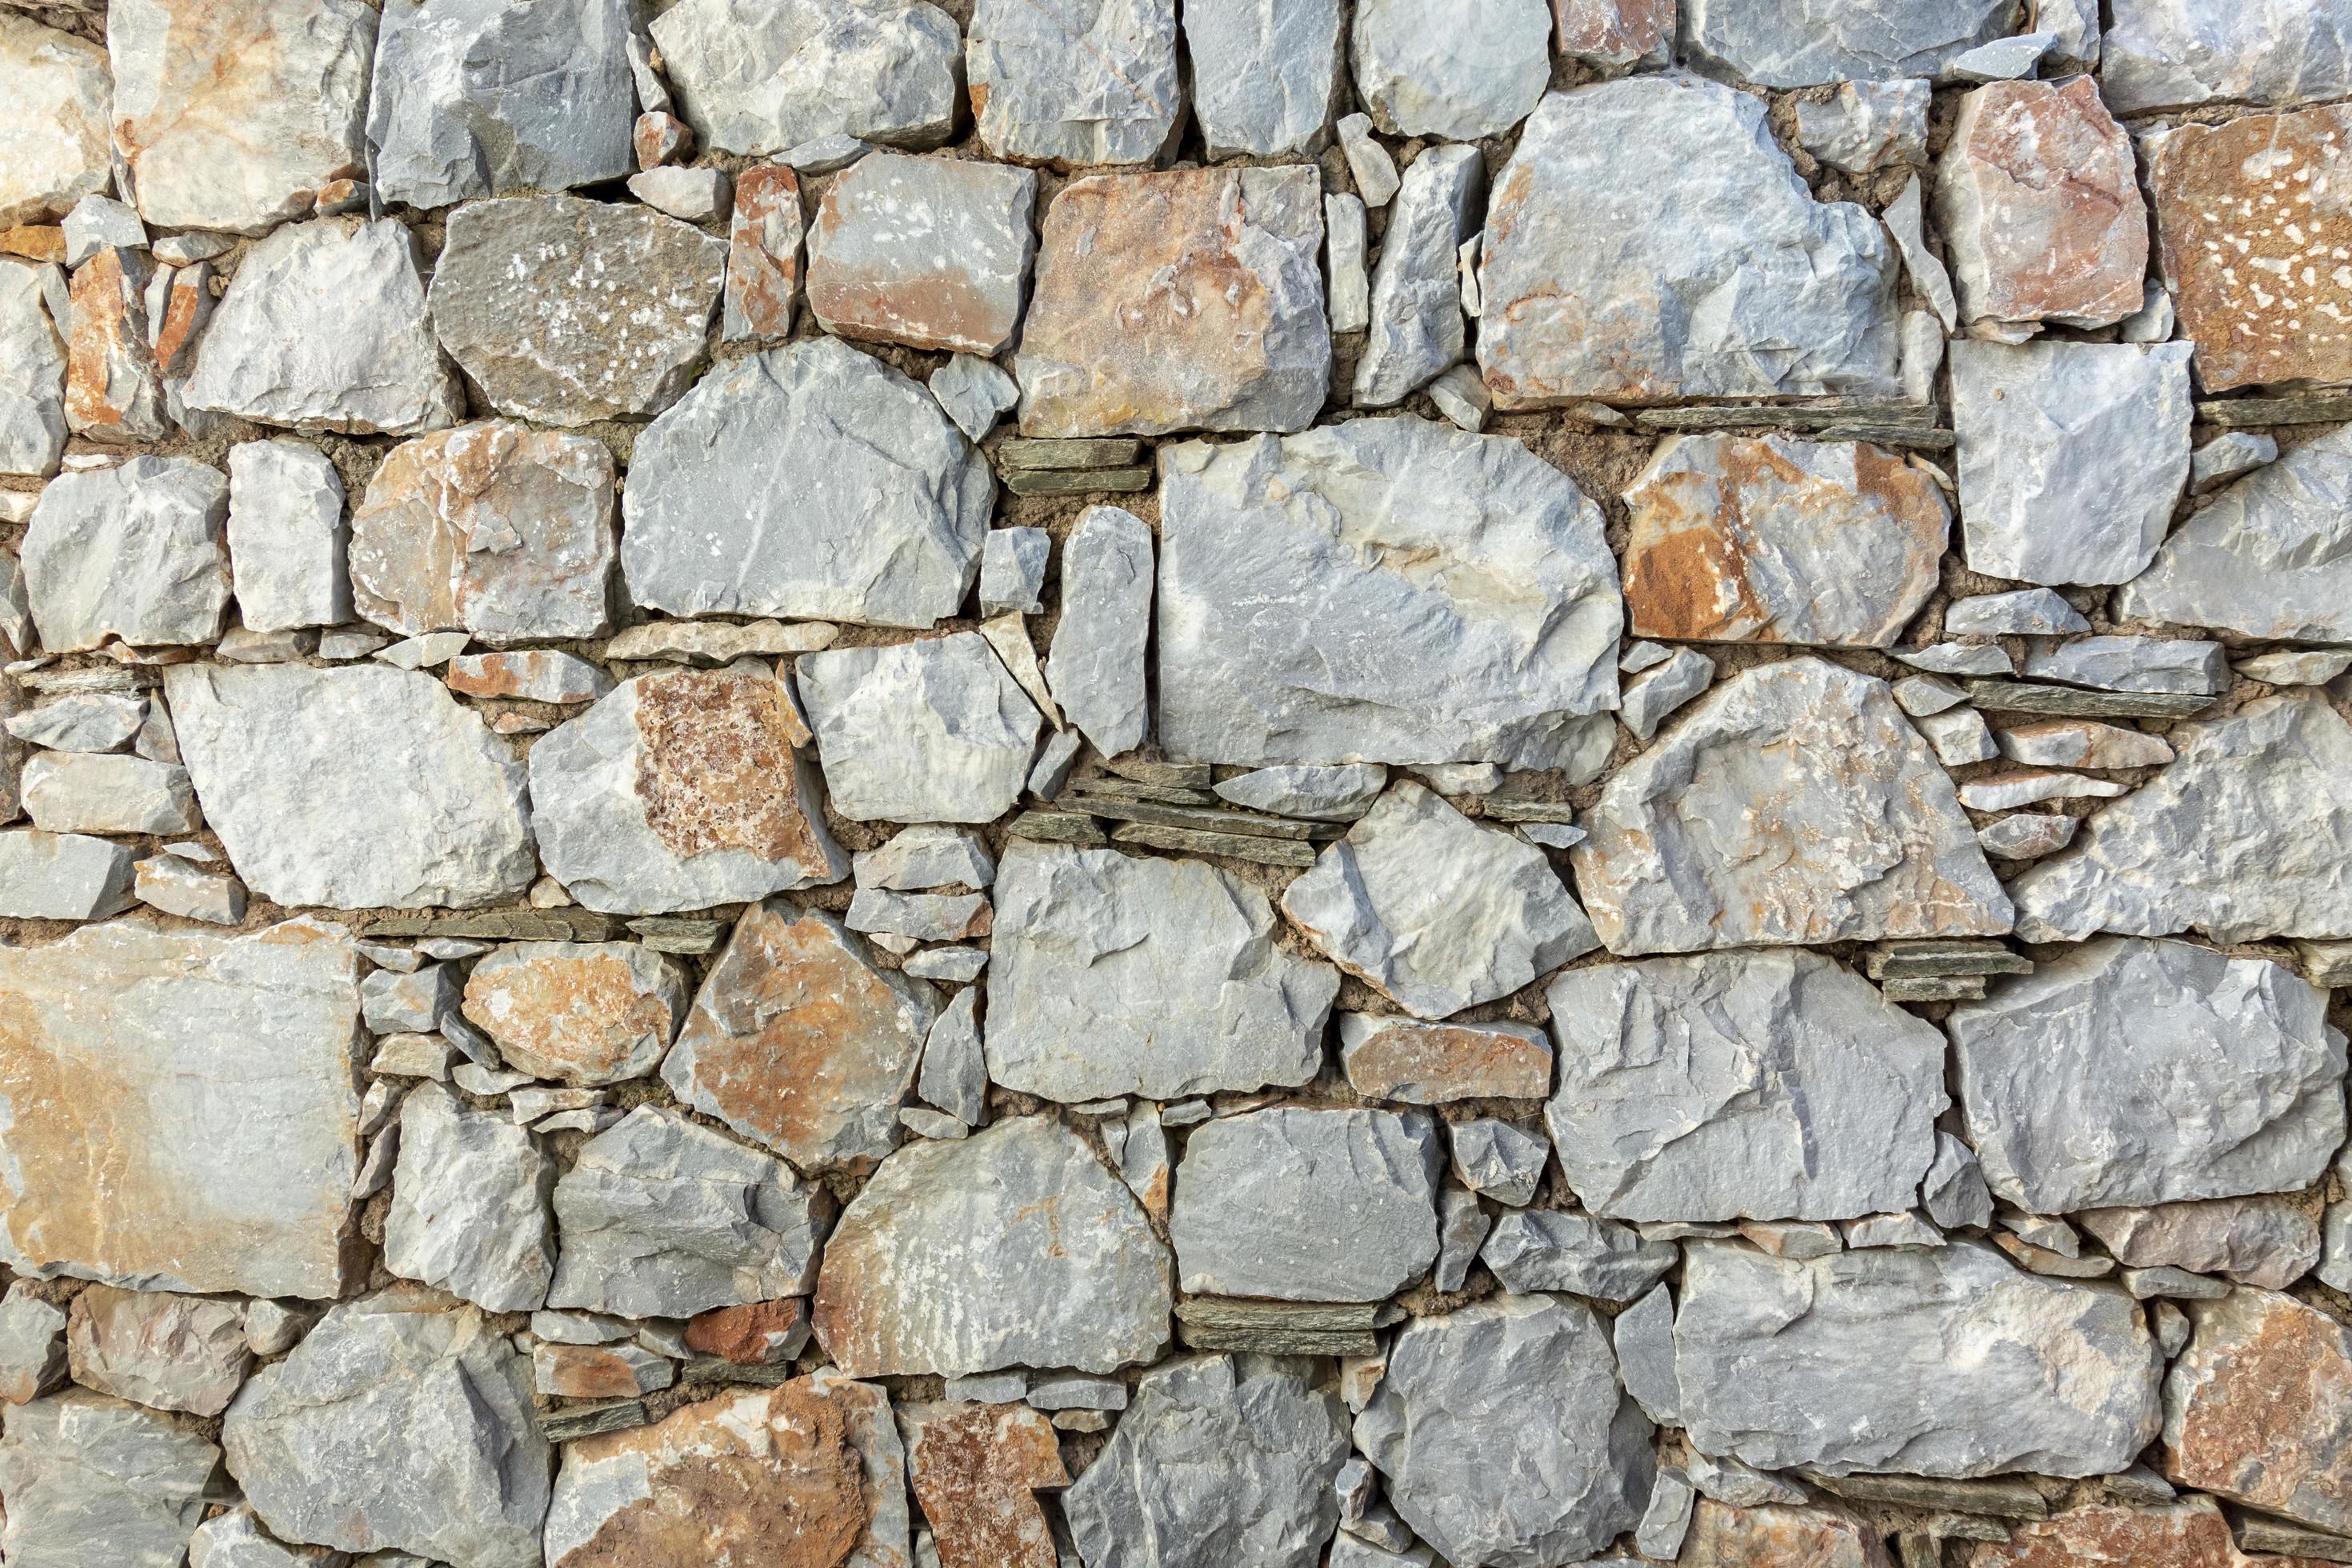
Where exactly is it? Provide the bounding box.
[1355,144,1480,408]
[985,842,1339,1102]
[166,662,535,910]
[798,631,1043,824]
[22,456,229,651]
[1356,1294,1653,1568]
[1572,657,2012,954]
[1950,938,2345,1214]
[2102,0,2352,114]
[1047,505,1152,758]
[968,0,1180,165]
[0,258,66,478]
[384,1083,555,1314]
[1282,782,1597,1019]
[1170,1107,1441,1302]
[1478,76,1898,406]
[182,218,463,435]
[1479,1210,1677,1302]
[226,438,349,633]
[366,0,637,212]
[1677,1239,2161,1477]
[1158,414,1620,766]
[1182,0,1342,158]
[811,1114,1171,1376]
[1679,0,2016,85]
[0,1391,221,1568]
[1351,0,1550,139]
[223,1288,550,1568]
[1064,1354,1349,1568]
[621,338,992,626]
[1545,950,1949,1224]
[0,15,112,229]
[650,0,961,156]
[2010,692,2352,943]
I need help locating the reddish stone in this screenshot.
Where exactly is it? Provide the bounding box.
[534,1342,665,1400]
[1339,1016,1553,1102]
[1553,0,1672,63]
[633,110,692,171]
[1,226,65,263]
[1685,1502,1891,1567]
[722,162,803,342]
[805,151,1036,356]
[2164,1288,2352,1534]
[150,260,214,377]
[1962,1496,2322,1568]
[898,1401,1067,1568]
[63,246,170,442]
[686,1298,809,1366]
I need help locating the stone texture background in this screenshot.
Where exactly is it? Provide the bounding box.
[2,0,2352,1565]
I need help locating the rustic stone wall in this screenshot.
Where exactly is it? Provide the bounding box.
[1,0,2350,1564]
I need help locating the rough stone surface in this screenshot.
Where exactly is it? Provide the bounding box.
[1183,0,1342,158]
[226,438,349,633]
[23,751,196,834]
[0,16,112,229]
[1481,1209,1677,1301]
[2163,1287,2352,1534]
[461,941,686,1086]
[798,632,1043,824]
[66,1284,250,1416]
[1355,144,1481,408]
[1478,76,1897,406]
[649,0,960,157]
[1794,79,1930,175]
[1047,505,1152,758]
[383,1082,555,1312]
[2078,1198,2321,1292]
[23,455,229,651]
[0,831,138,920]
[1965,1496,2288,1568]
[720,162,803,342]
[967,0,1180,166]
[1678,0,2014,85]
[0,258,66,478]
[1351,0,1549,140]
[2103,0,2352,114]
[1683,1502,1892,1568]
[806,151,1037,356]
[1342,1014,1553,1104]
[0,1390,222,1568]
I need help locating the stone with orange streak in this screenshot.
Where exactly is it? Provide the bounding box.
[1622,434,1949,649]
[898,1400,1067,1568]
[462,942,688,1087]
[1014,166,1328,437]
[2165,1287,2352,1534]
[1553,0,1672,66]
[686,1297,808,1365]
[806,152,1037,357]
[2146,105,2352,394]
[147,259,214,378]
[1962,1494,2324,1568]
[443,649,613,705]
[722,162,802,341]
[1682,1501,1891,1567]
[1935,78,2146,330]
[662,902,940,1172]
[66,1283,251,1416]
[63,246,171,443]
[1339,1014,1554,1102]
[532,1340,672,1399]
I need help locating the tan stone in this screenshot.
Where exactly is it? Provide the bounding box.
[442,650,611,704]
[534,1342,664,1401]
[898,1401,1068,1568]
[1552,0,1671,64]
[348,422,617,644]
[1994,718,2175,771]
[0,226,66,264]
[662,903,940,1172]
[2149,105,2352,394]
[1935,78,2146,330]
[686,1298,807,1365]
[1962,1495,2310,1568]
[461,942,688,1087]
[1340,1016,1554,1102]
[65,1284,250,1416]
[806,151,1036,356]
[63,247,170,443]
[2078,1198,2321,1290]
[1685,1502,1892,1567]
[722,162,802,342]
[2165,1288,2352,1534]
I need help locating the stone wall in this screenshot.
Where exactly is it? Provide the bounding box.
[1,0,2350,1564]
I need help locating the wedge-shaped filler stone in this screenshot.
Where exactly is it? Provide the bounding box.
[1478,75,1897,406]
[0,918,365,1299]
[813,1114,1172,1377]
[1950,938,2346,1214]
[1574,657,2011,954]
[167,662,535,910]
[622,337,992,626]
[1678,1239,2161,1478]
[649,0,962,156]
[798,631,1042,823]
[1282,782,1598,1019]
[1546,950,1950,1223]
[530,665,846,914]
[986,842,1339,1102]
[1158,414,1621,767]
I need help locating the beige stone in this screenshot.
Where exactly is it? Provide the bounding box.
[2079,1198,2321,1290]
[1961,1497,2285,1568]
[1339,1016,1554,1102]
[1684,1502,1891,1567]
[899,1401,1068,1568]
[66,1284,250,1416]
[63,247,170,444]
[2164,1288,2352,1534]
[722,162,802,342]
[461,941,688,1086]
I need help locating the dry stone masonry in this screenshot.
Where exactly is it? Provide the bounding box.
[3,1,2352,1565]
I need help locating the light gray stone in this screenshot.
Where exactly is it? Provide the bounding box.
[0,1283,67,1405]
[1449,1118,1548,1207]
[383,1083,554,1314]
[1613,1283,1679,1426]
[65,1284,248,1416]
[1685,1451,1808,1507]
[189,1506,346,1566]
[649,0,960,155]
[916,986,986,1126]
[1064,1354,1349,1568]
[183,218,463,436]
[1884,173,1958,333]
[856,826,994,893]
[0,1390,221,1567]
[1638,1468,1697,1561]
[1355,145,1480,408]
[968,0,1180,165]
[1351,0,1549,139]
[2191,430,2279,494]
[23,455,228,652]
[627,166,731,224]
[1214,764,1387,821]
[1337,113,1400,206]
[1794,79,1933,174]
[1480,1210,1677,1302]
[0,15,112,230]
[2325,1200,2352,1294]
[1544,950,1949,1224]
[977,526,1049,618]
[133,854,246,923]
[799,631,1043,824]
[166,662,534,910]
[1434,1189,1490,1293]
[2019,640,2225,702]
[0,258,66,478]
[1619,646,1714,741]
[1679,0,2017,86]
[367,0,636,212]
[4,692,142,752]
[1918,706,1998,766]
[1158,414,1620,766]
[23,751,197,834]
[1048,505,1152,758]
[1356,1294,1652,1568]
[1951,938,2345,1214]
[1478,76,1898,405]
[1172,1106,1441,1302]
[2102,0,2352,114]
[226,439,349,634]
[1950,30,2057,78]
[622,338,992,626]
[934,355,1020,444]
[223,1289,550,1568]
[1946,587,2089,636]
[1282,782,1598,1019]
[1923,1131,1994,1230]
[0,830,137,918]
[2010,692,2352,942]
[1183,0,1343,158]
[1676,1238,2160,1477]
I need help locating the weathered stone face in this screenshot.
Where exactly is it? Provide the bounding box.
[2165,1288,2352,1534]
[1182,0,1342,158]
[0,258,66,478]
[1684,1502,1892,1568]
[2147,105,2352,394]
[1016,166,1329,437]
[383,1082,555,1313]
[649,0,961,157]
[805,152,1036,356]
[2104,0,2352,114]
[63,245,170,444]
[0,1391,223,1567]
[23,455,230,651]
[0,15,112,229]
[461,941,686,1086]
[798,632,1042,824]
[1677,0,2012,85]
[1341,1014,1554,1103]
[1352,0,1550,141]
[1964,1496,2282,1568]
[722,162,803,342]
[900,1400,1068,1568]
[2079,1198,2323,1292]
[0,918,365,1300]
[1553,0,1673,66]
[968,0,1180,166]
[66,1285,251,1416]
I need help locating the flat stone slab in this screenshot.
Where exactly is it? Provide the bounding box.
[1678,0,2014,84]
[806,151,1038,356]
[0,1391,222,1566]
[650,0,960,156]
[1341,1014,1553,1103]
[2103,0,2352,114]
[66,1283,250,1418]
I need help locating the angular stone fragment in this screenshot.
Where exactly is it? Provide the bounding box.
[1574,658,2011,954]
[1794,79,1930,175]
[1553,0,1674,67]
[1622,434,1947,648]
[1358,1294,1652,1567]
[899,1400,1066,1568]
[967,0,1178,166]
[2103,0,2352,115]
[720,162,802,342]
[1185,0,1342,158]
[24,455,228,651]
[445,650,611,706]
[66,1285,250,1417]
[986,842,1338,1102]
[623,338,990,626]
[0,1390,222,1567]
[0,1284,67,1406]
[2164,1287,2352,1534]
[2079,1199,2319,1292]
[109,0,374,234]
[0,830,138,919]
[367,0,636,212]
[1683,1502,1890,1567]
[653,0,958,156]
[1450,1119,1550,1208]
[1355,144,1480,407]
[0,258,66,478]
[1018,167,1327,437]
[226,438,349,633]
[1947,588,2089,638]
[814,1114,1170,1375]
[546,1106,828,1318]
[1159,414,1619,766]
[426,195,723,425]
[1678,0,2013,85]
[663,902,938,1171]
[62,245,170,444]
[1047,505,1151,758]
[933,354,1018,443]
[1950,938,2345,1214]
[383,1083,554,1313]
[1352,0,1548,139]
[1481,1210,1677,1301]
[1214,764,1387,821]
[183,218,463,435]
[167,662,534,909]
[1479,76,1896,405]
[460,942,685,1086]
[799,632,1042,825]
[9,691,145,752]
[1172,1107,1440,1302]
[1684,1240,2160,1480]
[0,17,110,229]
[2010,693,2352,943]
[22,751,196,835]
[1990,720,2169,771]
[2022,635,2226,696]
[1342,1014,1552,1103]
[224,1289,549,1568]
[806,152,1037,356]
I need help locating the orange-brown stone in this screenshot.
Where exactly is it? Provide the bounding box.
[722,162,802,342]
[0,226,65,263]
[686,1298,809,1366]
[805,151,1036,356]
[148,261,214,377]
[1963,1496,2326,1568]
[631,666,822,862]
[1339,1016,1554,1102]
[2148,104,2352,393]
[1684,1501,1892,1567]
[461,942,687,1087]
[1553,0,1671,62]
[898,1400,1068,1568]
[534,1342,662,1401]
[2164,1288,2352,1534]
[63,246,170,443]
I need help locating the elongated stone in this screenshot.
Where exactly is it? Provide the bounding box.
[1481,1210,1676,1301]
[1047,505,1152,758]
[63,246,170,443]
[806,151,1038,356]
[2079,1198,2320,1292]
[0,16,111,229]
[226,438,349,633]
[2103,0,2352,114]
[0,830,137,919]
[0,257,66,477]
[1341,1014,1552,1103]
[1678,0,2013,84]
[967,0,1180,166]
[383,1082,554,1313]
[1354,142,1480,407]
[650,0,959,156]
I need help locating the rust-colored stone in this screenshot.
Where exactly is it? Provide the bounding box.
[805,152,1035,356]
[460,942,686,1087]
[63,246,170,442]
[686,1298,808,1365]
[1684,1501,1893,1567]
[1553,0,1671,62]
[535,1342,659,1401]
[634,110,693,172]
[0,226,65,263]
[723,162,802,342]
[2149,104,2352,393]
[1962,1495,2318,1568]
[149,261,214,376]
[1340,1017,1553,1102]
[898,1401,1067,1568]
[632,666,822,863]
[2164,1287,2352,1534]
